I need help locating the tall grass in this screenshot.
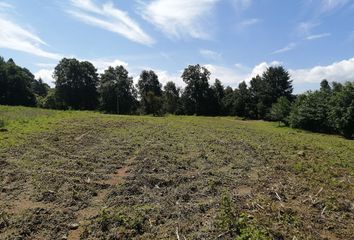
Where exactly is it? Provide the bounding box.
[0,119,5,128]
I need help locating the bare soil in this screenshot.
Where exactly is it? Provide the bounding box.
[0,115,353,239]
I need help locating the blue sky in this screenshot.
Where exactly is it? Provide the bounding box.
[0,0,354,93]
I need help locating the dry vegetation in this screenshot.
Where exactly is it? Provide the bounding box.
[0,106,353,239]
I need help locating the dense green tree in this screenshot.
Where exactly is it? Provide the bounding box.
[99,66,137,114]
[54,58,99,110]
[137,70,162,115]
[32,78,50,97]
[289,91,332,133]
[262,66,293,103]
[211,79,226,115]
[0,57,36,106]
[271,96,292,125]
[249,75,268,119]
[163,81,180,114]
[320,79,331,94]
[222,86,235,116]
[234,81,252,118]
[181,64,211,115]
[329,82,354,138]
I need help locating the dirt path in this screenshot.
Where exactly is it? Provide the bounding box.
[67,164,131,240]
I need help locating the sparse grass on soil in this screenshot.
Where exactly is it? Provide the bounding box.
[0,105,353,240]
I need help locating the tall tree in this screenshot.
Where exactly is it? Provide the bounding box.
[163,81,180,114]
[329,82,354,138]
[222,86,235,116]
[249,75,268,119]
[181,64,211,115]
[234,81,251,118]
[137,70,162,115]
[99,66,137,114]
[262,66,293,103]
[211,79,225,115]
[0,57,36,106]
[54,58,99,110]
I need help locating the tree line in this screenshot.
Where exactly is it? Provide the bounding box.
[1,56,353,138]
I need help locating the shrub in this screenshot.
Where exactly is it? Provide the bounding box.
[289,92,332,133]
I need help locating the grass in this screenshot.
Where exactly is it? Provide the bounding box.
[0,105,353,239]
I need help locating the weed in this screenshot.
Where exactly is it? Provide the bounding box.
[217,193,270,239]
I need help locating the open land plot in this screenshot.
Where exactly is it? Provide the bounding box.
[0,106,353,239]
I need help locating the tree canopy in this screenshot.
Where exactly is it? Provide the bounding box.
[1,55,353,138]
[54,58,99,110]
[99,66,137,114]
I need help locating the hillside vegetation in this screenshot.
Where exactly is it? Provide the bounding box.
[0,106,353,239]
[1,56,353,138]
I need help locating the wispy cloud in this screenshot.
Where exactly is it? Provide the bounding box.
[199,49,222,61]
[320,0,349,14]
[306,32,331,40]
[67,0,154,45]
[272,43,297,54]
[0,4,62,59]
[232,0,252,11]
[237,18,261,30]
[297,21,320,37]
[138,0,219,39]
[0,2,12,9]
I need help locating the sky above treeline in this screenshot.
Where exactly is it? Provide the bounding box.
[1,0,354,93]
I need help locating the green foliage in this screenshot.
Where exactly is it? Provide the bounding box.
[181,64,214,115]
[54,58,99,110]
[163,81,180,114]
[329,82,354,138]
[137,70,162,115]
[31,78,50,97]
[289,91,332,132]
[271,96,291,125]
[99,66,137,114]
[289,81,353,138]
[217,193,270,239]
[0,57,36,107]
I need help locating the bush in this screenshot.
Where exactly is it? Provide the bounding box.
[289,91,332,133]
[289,81,354,138]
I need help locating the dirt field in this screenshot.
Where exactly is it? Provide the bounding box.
[0,106,353,239]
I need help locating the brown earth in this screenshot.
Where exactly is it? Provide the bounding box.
[0,115,353,239]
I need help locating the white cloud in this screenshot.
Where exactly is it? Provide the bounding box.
[237,18,261,30]
[139,0,219,39]
[291,57,354,84]
[0,16,62,59]
[89,58,128,73]
[306,32,331,40]
[68,0,154,45]
[35,69,55,87]
[155,69,185,87]
[199,49,222,61]
[272,43,297,54]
